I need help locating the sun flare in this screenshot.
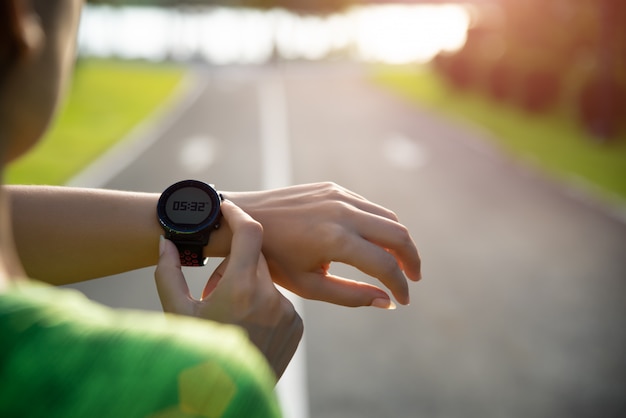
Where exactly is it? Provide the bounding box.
[79,4,471,65]
[352,4,471,64]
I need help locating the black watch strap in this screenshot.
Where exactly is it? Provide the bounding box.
[174,243,207,267]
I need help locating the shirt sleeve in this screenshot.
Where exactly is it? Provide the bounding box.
[0,282,282,418]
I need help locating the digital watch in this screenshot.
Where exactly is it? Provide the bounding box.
[157,180,222,266]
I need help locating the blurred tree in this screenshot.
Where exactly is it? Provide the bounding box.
[577,0,626,140]
[434,0,625,141]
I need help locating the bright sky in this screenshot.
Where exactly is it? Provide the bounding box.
[78,4,470,65]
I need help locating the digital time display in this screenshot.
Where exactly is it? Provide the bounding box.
[165,186,213,224]
[172,201,208,211]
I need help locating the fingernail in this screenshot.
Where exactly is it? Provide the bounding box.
[159,235,166,256]
[370,298,397,310]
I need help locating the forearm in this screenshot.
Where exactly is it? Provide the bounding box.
[6,185,232,285]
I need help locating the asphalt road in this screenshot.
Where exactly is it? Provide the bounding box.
[68,62,626,418]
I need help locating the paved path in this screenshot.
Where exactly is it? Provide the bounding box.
[69,62,626,418]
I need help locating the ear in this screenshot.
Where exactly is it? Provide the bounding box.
[0,0,44,63]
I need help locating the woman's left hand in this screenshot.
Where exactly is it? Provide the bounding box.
[227,182,421,308]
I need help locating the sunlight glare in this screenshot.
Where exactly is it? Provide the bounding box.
[353,4,470,64]
[198,8,274,65]
[275,11,340,61]
[79,4,471,65]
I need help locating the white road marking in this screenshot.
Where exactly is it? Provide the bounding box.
[258,72,292,190]
[382,133,428,170]
[258,71,310,418]
[177,135,219,173]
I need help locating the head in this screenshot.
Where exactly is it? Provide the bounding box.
[0,0,83,168]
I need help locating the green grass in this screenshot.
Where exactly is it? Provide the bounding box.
[373,65,626,204]
[6,59,184,185]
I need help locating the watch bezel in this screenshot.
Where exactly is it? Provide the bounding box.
[157,180,222,235]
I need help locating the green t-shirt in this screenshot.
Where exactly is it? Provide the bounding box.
[0,281,282,418]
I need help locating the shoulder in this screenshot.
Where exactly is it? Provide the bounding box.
[0,280,281,418]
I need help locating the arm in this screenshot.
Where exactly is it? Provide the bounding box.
[7,182,421,307]
[7,185,205,283]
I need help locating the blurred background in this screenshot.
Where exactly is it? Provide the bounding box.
[7,1,626,417]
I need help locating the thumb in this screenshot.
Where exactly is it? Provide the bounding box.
[201,256,229,300]
[154,236,192,314]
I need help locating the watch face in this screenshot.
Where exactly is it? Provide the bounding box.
[157,180,221,234]
[165,186,214,224]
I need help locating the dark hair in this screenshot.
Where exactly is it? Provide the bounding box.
[0,2,20,81]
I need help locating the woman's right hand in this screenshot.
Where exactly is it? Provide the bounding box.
[154,200,303,380]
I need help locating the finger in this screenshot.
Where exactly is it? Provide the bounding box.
[355,213,422,282]
[220,200,264,275]
[271,264,395,308]
[255,252,275,286]
[154,236,192,313]
[242,253,282,309]
[201,257,229,300]
[331,234,410,305]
